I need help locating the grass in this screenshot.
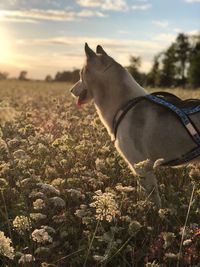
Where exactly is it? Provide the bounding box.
[0,80,199,267]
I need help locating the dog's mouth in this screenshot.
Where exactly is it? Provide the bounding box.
[76,89,87,106]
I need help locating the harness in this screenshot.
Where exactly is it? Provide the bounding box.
[113,92,200,166]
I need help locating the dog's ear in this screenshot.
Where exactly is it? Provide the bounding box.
[96,45,107,56]
[85,43,96,59]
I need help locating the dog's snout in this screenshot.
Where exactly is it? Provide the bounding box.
[70,80,82,96]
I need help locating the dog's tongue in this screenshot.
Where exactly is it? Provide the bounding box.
[76,89,87,107]
[77,98,82,107]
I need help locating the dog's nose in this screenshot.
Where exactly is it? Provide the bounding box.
[70,88,74,93]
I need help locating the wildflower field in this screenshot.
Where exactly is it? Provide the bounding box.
[0,80,200,267]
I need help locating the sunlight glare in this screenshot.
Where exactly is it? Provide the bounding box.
[0,27,13,64]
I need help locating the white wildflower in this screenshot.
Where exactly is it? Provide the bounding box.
[128,220,142,236]
[13,149,27,159]
[18,254,35,264]
[33,198,46,210]
[164,252,178,259]
[31,228,53,244]
[0,178,8,187]
[37,183,60,195]
[90,190,120,222]
[115,183,135,193]
[120,215,131,222]
[75,204,87,218]
[95,158,104,171]
[52,213,66,223]
[134,159,150,170]
[0,231,14,259]
[51,178,65,187]
[30,213,47,221]
[93,255,106,262]
[162,232,175,249]
[13,215,31,234]
[145,261,160,267]
[0,107,17,124]
[183,239,192,246]
[29,190,45,199]
[18,178,32,188]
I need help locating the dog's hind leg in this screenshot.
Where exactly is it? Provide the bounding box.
[136,160,161,208]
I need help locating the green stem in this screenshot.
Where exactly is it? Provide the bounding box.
[176,183,195,267]
[1,190,12,240]
[103,236,133,264]
[83,220,100,267]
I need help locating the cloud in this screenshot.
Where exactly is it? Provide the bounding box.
[15,35,168,75]
[188,29,200,35]
[6,0,18,4]
[152,20,169,28]
[153,33,176,42]
[0,9,106,23]
[77,0,128,11]
[185,0,200,3]
[26,36,163,51]
[173,28,182,33]
[131,3,152,10]
[77,0,152,11]
[118,30,129,34]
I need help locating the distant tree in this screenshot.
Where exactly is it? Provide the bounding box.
[55,71,62,81]
[71,69,80,83]
[146,54,161,87]
[126,56,146,85]
[19,71,28,81]
[54,69,80,83]
[175,33,191,86]
[0,72,9,80]
[159,44,177,87]
[45,75,53,82]
[188,40,200,87]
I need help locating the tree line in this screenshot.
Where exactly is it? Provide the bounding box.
[128,32,200,88]
[0,69,80,83]
[0,32,199,88]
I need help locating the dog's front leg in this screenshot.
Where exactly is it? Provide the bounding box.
[136,161,161,208]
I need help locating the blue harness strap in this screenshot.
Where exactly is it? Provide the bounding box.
[145,94,200,146]
[182,105,200,115]
[113,92,200,166]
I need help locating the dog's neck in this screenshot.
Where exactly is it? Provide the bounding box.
[93,68,147,139]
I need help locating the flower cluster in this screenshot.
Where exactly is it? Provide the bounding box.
[0,231,14,259]
[0,82,200,266]
[13,215,31,234]
[115,183,135,193]
[33,198,46,210]
[18,254,35,264]
[90,190,120,222]
[31,228,53,244]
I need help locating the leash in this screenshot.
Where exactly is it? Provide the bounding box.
[113,92,200,166]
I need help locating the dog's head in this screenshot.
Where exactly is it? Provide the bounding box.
[70,43,116,106]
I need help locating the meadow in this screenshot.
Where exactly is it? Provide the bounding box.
[0,80,199,267]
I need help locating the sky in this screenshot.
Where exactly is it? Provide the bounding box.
[0,0,199,79]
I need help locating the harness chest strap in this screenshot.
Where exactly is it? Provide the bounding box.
[145,94,200,146]
[113,93,200,166]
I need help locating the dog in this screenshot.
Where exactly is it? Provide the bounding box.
[70,43,200,208]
